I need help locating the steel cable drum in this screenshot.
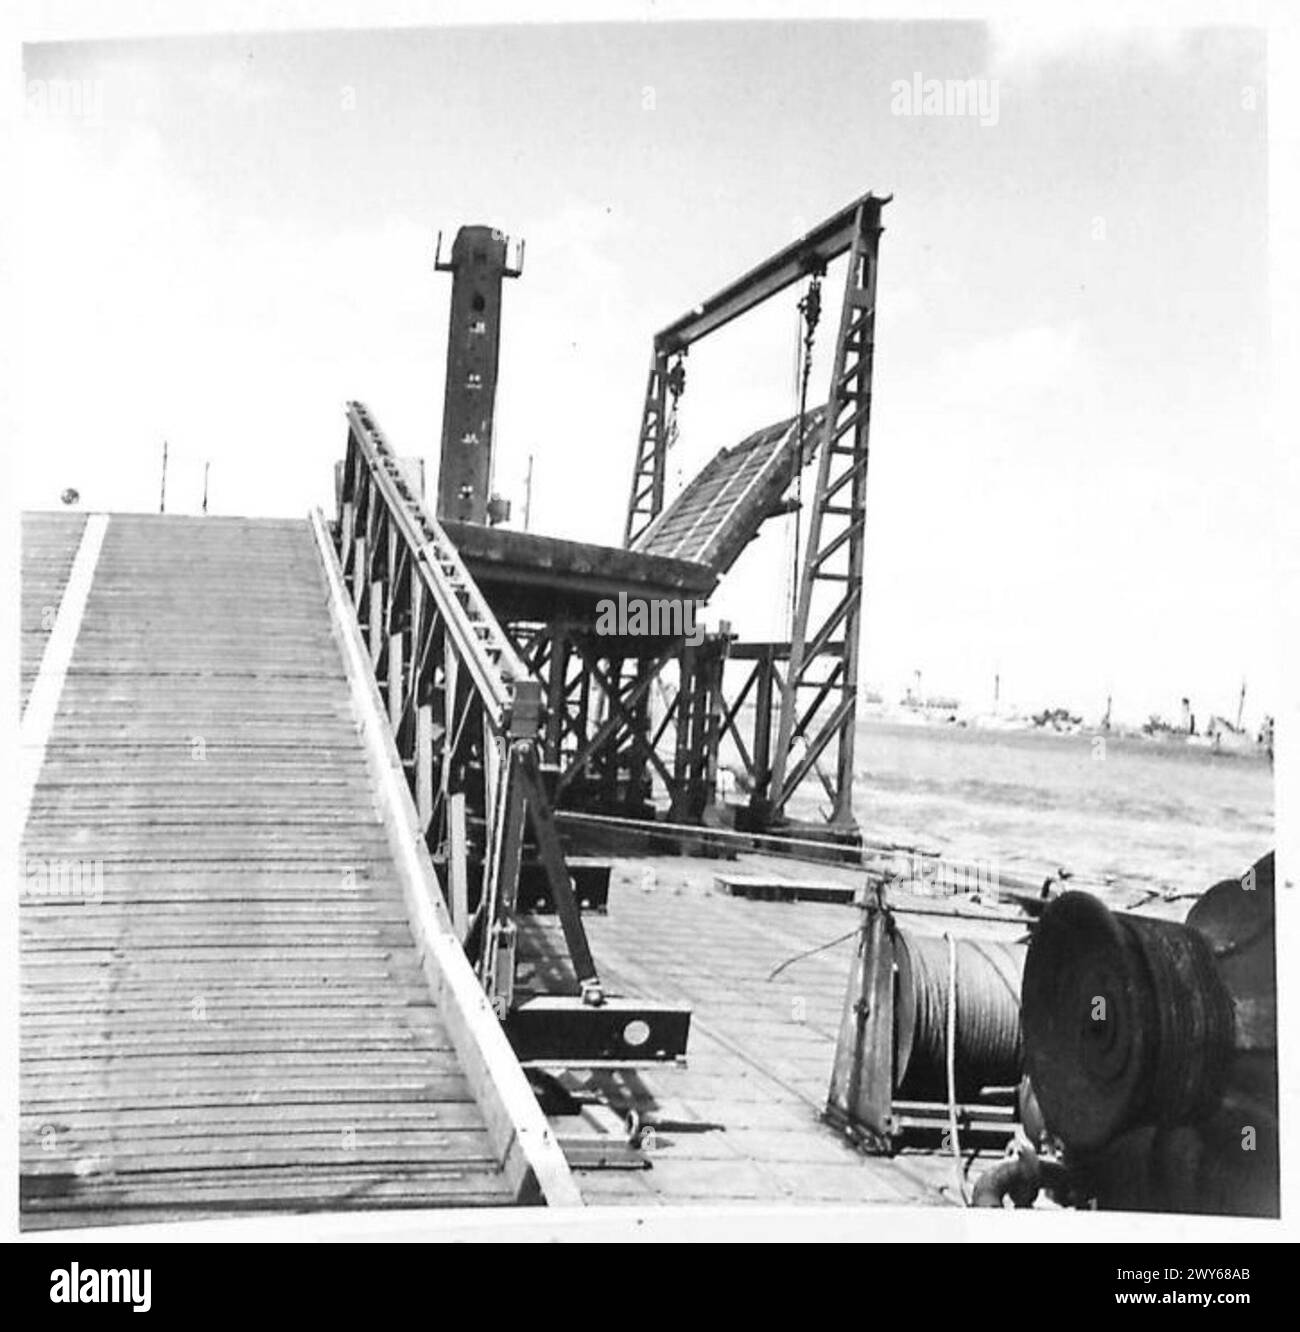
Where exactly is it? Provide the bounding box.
[1022,892,1235,1152]
[893,930,1026,1101]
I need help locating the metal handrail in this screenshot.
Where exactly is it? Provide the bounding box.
[343,400,532,737]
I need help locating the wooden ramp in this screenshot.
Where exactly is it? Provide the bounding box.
[19,513,529,1227]
[632,407,825,572]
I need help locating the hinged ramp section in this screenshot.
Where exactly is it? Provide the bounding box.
[19,512,569,1227]
[633,407,825,573]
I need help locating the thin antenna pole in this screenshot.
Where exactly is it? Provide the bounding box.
[523,453,534,532]
[202,461,210,514]
[159,441,168,513]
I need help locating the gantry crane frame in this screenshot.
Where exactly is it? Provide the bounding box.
[623,191,888,832]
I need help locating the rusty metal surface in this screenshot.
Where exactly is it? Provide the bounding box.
[19,513,517,1227]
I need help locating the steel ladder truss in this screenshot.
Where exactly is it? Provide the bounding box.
[336,402,690,1066]
[624,351,671,548]
[768,199,884,829]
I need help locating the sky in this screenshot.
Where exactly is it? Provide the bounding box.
[16,18,1275,727]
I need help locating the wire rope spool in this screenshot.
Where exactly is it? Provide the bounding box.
[892,929,1025,1101]
[1022,891,1235,1153]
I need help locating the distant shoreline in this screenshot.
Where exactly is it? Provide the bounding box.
[857,711,1273,764]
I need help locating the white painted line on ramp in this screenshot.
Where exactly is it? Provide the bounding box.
[19,513,110,832]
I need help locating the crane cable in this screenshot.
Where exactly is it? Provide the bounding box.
[789,274,822,627]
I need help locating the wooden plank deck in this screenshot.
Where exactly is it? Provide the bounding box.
[19,513,518,1227]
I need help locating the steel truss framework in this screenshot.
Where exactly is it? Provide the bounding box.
[500,622,730,826]
[335,402,689,1065]
[623,193,887,832]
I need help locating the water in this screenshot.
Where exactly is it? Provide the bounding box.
[843,719,1273,893]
